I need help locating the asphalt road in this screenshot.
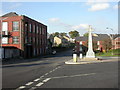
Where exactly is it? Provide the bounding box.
[2,50,119,89]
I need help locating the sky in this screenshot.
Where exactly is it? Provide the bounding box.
[1,1,119,35]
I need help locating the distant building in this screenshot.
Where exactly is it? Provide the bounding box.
[111,34,120,49]
[0,12,47,59]
[75,34,111,53]
[53,36,70,47]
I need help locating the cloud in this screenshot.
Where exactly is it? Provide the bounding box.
[48,18,60,22]
[86,0,109,5]
[113,4,120,9]
[88,3,110,11]
[9,3,22,9]
[72,24,89,30]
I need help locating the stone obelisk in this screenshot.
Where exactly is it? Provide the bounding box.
[86,25,95,58]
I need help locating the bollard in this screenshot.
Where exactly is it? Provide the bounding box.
[79,53,82,59]
[73,54,77,62]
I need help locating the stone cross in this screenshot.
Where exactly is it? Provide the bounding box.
[86,25,95,58]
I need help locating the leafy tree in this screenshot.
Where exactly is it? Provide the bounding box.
[84,41,98,51]
[83,33,89,37]
[69,30,80,39]
[93,41,98,51]
[52,32,59,37]
[102,38,112,52]
[59,32,67,37]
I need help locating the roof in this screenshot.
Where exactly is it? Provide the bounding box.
[110,34,120,39]
[1,12,19,17]
[75,34,110,41]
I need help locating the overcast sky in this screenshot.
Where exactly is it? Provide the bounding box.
[1,1,118,35]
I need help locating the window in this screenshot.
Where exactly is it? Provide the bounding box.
[13,36,19,44]
[29,37,32,43]
[42,27,44,35]
[2,37,8,44]
[29,24,32,32]
[13,21,19,31]
[40,27,42,34]
[37,26,39,33]
[33,24,35,33]
[116,42,120,44]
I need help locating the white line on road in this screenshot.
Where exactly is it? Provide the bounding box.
[29,87,37,90]
[42,78,51,83]
[40,75,44,78]
[57,66,61,68]
[25,82,33,86]
[51,73,96,79]
[36,82,44,87]
[17,86,26,89]
[49,71,53,73]
[34,78,40,82]
[45,73,48,75]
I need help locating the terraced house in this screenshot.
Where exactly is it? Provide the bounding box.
[0,12,47,59]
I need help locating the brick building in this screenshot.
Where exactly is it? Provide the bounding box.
[111,34,120,49]
[0,12,47,59]
[74,34,111,54]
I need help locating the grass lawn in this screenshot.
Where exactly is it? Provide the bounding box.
[96,49,120,57]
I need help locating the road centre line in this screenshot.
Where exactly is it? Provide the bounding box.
[34,78,40,82]
[17,66,61,89]
[42,78,51,83]
[36,82,44,87]
[25,82,34,86]
[49,71,53,73]
[50,73,96,79]
[40,75,44,78]
[45,73,48,75]
[16,86,26,90]
[29,87,37,90]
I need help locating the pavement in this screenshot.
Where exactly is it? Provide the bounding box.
[65,56,119,64]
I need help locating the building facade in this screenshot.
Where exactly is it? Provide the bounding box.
[0,12,47,59]
[74,34,111,54]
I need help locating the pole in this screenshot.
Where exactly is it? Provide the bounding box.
[106,27,113,55]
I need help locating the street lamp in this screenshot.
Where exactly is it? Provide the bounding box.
[106,27,114,55]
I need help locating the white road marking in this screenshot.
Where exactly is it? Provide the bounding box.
[25,82,33,86]
[42,78,51,83]
[52,69,55,71]
[49,71,53,73]
[45,73,48,75]
[40,76,44,78]
[18,86,26,89]
[36,82,44,87]
[34,78,40,82]
[51,73,96,79]
[55,68,58,70]
[58,66,61,68]
[29,87,37,90]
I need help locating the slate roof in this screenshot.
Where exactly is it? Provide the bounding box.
[75,34,110,41]
[1,12,19,17]
[110,34,120,39]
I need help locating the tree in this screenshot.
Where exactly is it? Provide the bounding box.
[102,38,112,52]
[84,41,98,51]
[93,41,98,51]
[69,30,80,39]
[52,32,59,37]
[83,33,89,37]
[59,32,67,37]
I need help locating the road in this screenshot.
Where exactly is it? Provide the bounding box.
[2,50,119,89]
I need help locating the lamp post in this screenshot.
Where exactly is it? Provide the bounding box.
[106,27,114,55]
